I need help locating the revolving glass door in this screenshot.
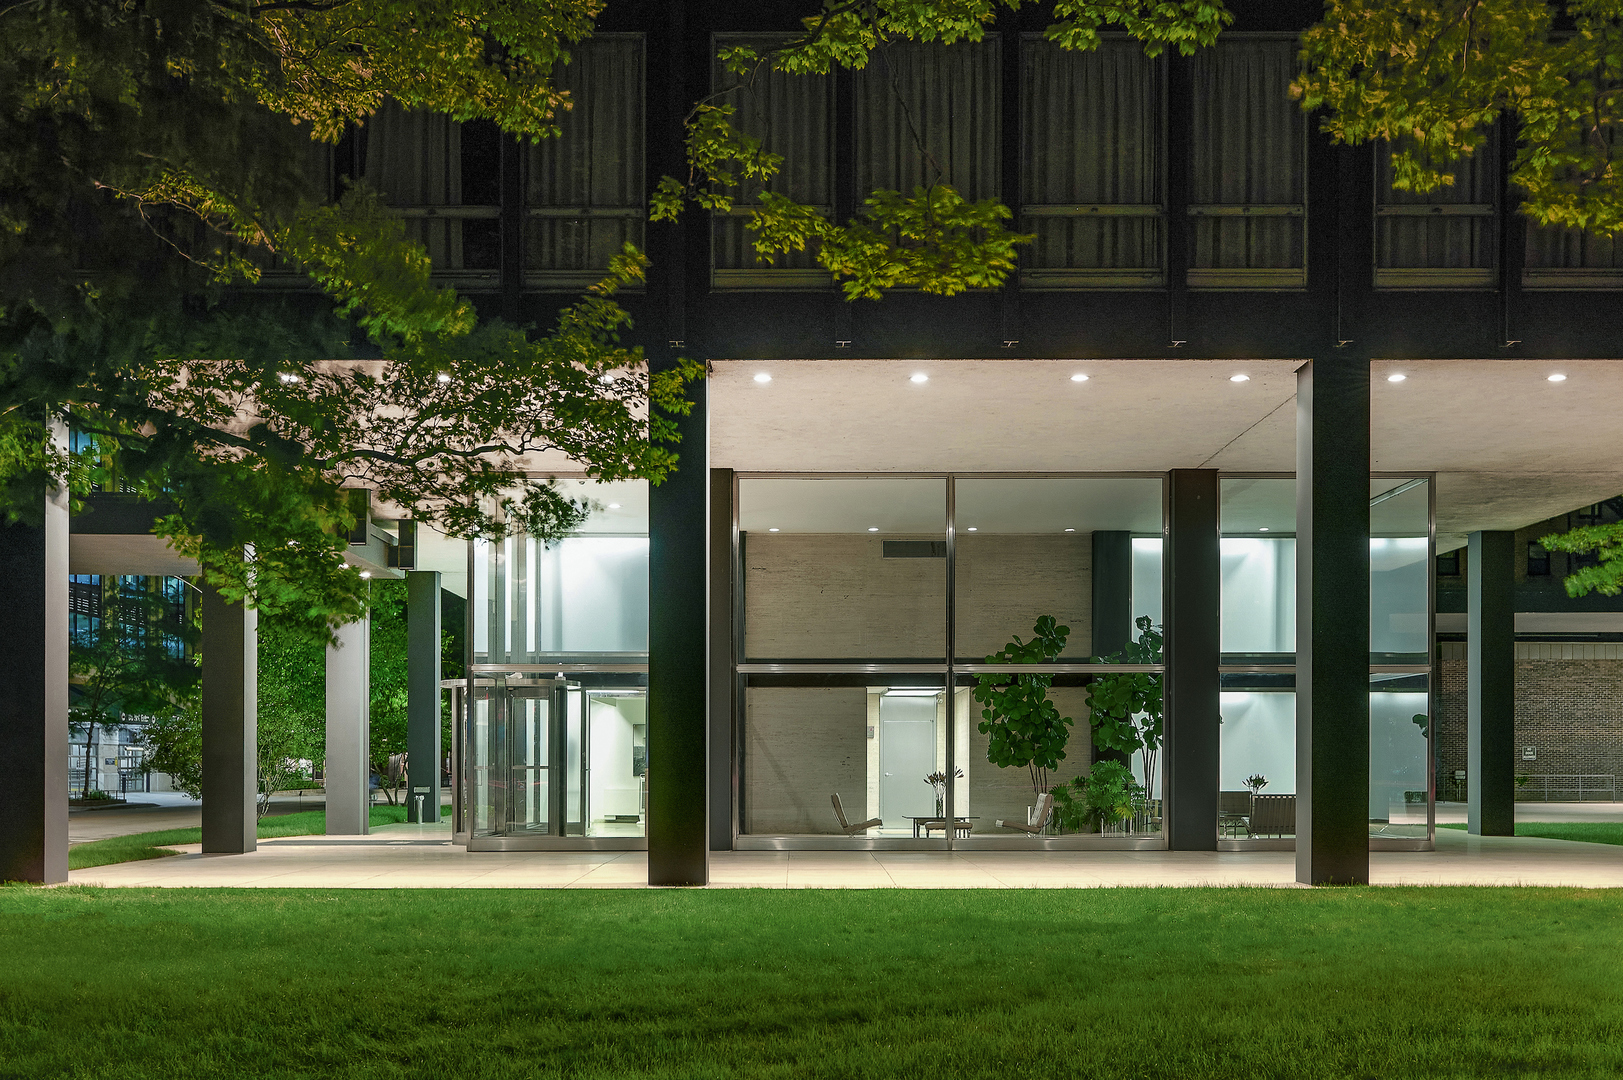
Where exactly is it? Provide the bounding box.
[465,676,647,844]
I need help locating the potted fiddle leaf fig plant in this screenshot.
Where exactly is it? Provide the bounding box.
[1085,616,1164,822]
[973,616,1074,807]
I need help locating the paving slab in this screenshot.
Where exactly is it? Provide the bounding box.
[64,825,1622,889]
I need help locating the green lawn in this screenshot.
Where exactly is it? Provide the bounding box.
[1439,821,1623,846]
[68,806,410,870]
[2,888,1621,1079]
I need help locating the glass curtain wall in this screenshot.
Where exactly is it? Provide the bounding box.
[465,480,649,844]
[1188,36,1307,288]
[1021,35,1165,288]
[711,35,834,287]
[1216,476,1434,845]
[737,476,1165,845]
[739,478,946,838]
[525,35,646,290]
[363,101,499,277]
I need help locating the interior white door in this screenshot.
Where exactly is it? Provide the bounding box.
[879,694,938,826]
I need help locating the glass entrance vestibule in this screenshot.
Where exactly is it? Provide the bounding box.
[451,472,1436,852]
[456,479,651,850]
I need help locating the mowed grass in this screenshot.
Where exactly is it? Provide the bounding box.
[2,888,1622,1079]
[1439,821,1623,846]
[68,805,409,870]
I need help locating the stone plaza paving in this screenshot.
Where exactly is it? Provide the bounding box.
[66,822,1623,889]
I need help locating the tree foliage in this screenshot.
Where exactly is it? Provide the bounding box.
[658,0,1232,299]
[1,0,698,639]
[1300,0,1623,235]
[973,615,1074,796]
[1085,616,1163,801]
[1540,520,1623,596]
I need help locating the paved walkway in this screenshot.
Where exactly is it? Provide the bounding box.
[66,825,1622,889]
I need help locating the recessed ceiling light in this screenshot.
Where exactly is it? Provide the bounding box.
[1230,374,1250,383]
[867,527,879,532]
[966,527,978,532]
[1064,528,1075,533]
[1071,373,1089,383]
[753,372,772,384]
[607,503,621,509]
[768,527,779,532]
[1548,373,1567,382]
[910,373,929,384]
[1259,527,1270,532]
[1387,373,1406,383]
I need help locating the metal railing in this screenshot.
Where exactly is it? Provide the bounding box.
[1515,775,1617,802]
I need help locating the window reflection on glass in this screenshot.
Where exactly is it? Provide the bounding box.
[1370,680,1430,839]
[1371,477,1430,664]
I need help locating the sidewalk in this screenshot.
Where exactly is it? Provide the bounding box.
[65,825,1623,889]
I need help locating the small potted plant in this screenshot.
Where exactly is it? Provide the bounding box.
[923,769,963,817]
[1245,774,1268,797]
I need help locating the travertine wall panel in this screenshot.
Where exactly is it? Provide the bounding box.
[743,687,867,833]
[956,534,1092,660]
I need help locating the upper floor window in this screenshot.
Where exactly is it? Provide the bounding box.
[1375,134,1496,289]
[1021,36,1164,289]
[856,40,1001,205]
[711,34,835,290]
[1526,541,1551,576]
[362,102,501,284]
[1189,36,1306,289]
[526,34,646,291]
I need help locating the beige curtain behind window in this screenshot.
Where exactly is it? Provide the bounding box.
[363,101,463,268]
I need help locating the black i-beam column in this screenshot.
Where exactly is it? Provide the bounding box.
[1468,530,1516,835]
[1165,470,1220,849]
[1295,357,1371,885]
[0,483,69,883]
[648,376,709,884]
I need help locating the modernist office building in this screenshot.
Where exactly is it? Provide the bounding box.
[6,0,1623,886]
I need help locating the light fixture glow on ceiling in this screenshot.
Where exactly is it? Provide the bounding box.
[1387,373,1407,383]
[1230,374,1250,383]
[607,503,622,509]
[966,527,978,532]
[909,373,929,384]
[1548,373,1567,382]
[1064,528,1075,532]
[867,526,879,532]
[1071,373,1089,382]
[768,527,780,532]
[753,372,772,384]
[1259,527,1270,532]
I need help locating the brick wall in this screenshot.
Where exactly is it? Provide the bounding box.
[1435,641,1623,799]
